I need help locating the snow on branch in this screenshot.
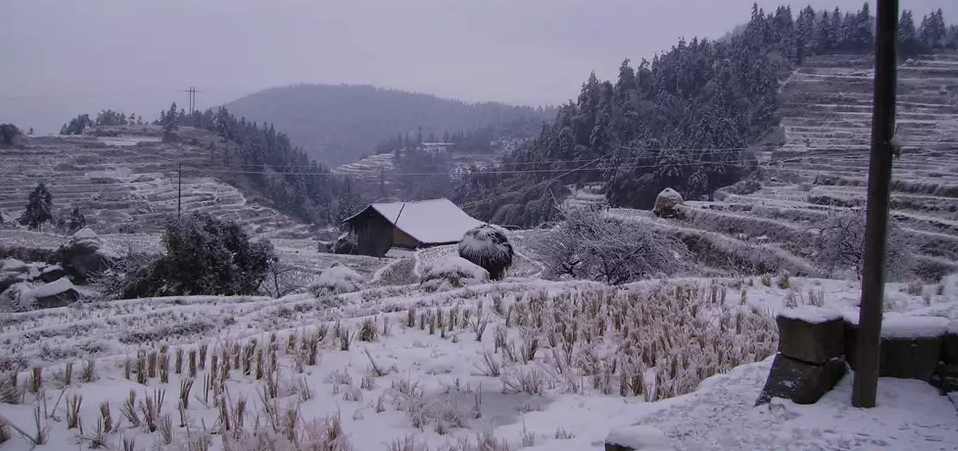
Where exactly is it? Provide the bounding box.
[809,209,914,281]
[538,207,686,285]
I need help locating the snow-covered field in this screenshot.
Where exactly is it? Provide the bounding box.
[1,274,957,451]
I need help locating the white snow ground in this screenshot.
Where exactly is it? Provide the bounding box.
[0,275,956,451]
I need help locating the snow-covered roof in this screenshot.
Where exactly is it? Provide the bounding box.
[344,198,483,245]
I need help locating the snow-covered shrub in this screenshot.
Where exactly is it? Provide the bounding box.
[309,262,366,295]
[87,249,157,300]
[118,213,276,298]
[810,209,914,281]
[539,208,685,285]
[260,263,317,297]
[419,254,489,292]
[724,178,762,195]
[458,225,514,280]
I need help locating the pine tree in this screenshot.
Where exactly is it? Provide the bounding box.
[19,182,54,231]
[840,12,856,51]
[918,10,946,50]
[162,102,179,132]
[67,207,86,233]
[0,123,20,145]
[831,8,844,50]
[853,3,874,52]
[899,10,921,56]
[948,25,958,50]
[816,10,833,53]
[796,6,817,60]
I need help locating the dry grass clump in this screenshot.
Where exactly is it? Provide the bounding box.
[484,283,777,401]
[218,393,353,451]
[419,255,490,292]
[905,279,924,296]
[374,258,419,286]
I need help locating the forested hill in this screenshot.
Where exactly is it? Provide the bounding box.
[58,105,366,229]
[223,84,556,167]
[452,4,958,228]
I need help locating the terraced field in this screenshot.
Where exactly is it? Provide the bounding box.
[611,52,958,280]
[0,126,314,238]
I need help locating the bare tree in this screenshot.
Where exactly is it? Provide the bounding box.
[538,207,686,285]
[810,209,913,281]
[261,262,304,297]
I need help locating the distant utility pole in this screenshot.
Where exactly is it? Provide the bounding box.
[180,87,199,115]
[177,163,183,219]
[852,0,898,409]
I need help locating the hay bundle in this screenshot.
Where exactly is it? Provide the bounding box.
[458,225,514,281]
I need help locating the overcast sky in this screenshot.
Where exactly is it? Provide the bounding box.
[2,0,955,133]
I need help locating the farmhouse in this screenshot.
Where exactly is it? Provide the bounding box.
[342,198,483,257]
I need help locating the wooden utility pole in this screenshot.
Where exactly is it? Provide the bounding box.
[852,0,898,409]
[177,163,183,219]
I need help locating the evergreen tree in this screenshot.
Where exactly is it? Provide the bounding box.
[0,123,20,145]
[840,12,856,51]
[162,102,180,132]
[796,6,817,60]
[831,8,844,50]
[899,10,921,56]
[853,3,874,52]
[67,207,86,233]
[948,25,958,49]
[815,11,832,53]
[919,9,947,49]
[19,182,53,231]
[60,114,94,135]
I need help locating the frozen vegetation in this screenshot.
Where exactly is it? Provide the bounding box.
[0,274,956,450]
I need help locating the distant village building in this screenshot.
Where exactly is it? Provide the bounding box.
[420,142,454,154]
[341,198,483,257]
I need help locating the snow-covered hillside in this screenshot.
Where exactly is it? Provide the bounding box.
[0,126,313,238]
[604,52,958,280]
[1,274,956,451]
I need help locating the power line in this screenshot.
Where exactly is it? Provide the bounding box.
[4,149,953,182]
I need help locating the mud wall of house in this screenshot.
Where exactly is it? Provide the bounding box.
[348,211,394,257]
[391,228,421,249]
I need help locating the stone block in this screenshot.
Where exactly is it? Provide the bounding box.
[755,353,847,406]
[39,265,67,283]
[880,336,942,381]
[931,363,958,394]
[32,277,81,309]
[845,316,947,381]
[942,322,958,365]
[606,426,675,451]
[776,307,844,364]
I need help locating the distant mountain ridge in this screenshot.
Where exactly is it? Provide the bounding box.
[224,84,557,166]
